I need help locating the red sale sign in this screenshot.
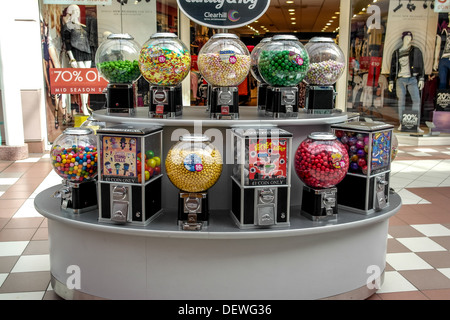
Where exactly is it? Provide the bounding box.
[49,68,108,94]
[366,57,382,87]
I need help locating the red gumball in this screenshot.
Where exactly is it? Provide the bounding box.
[137,160,142,173]
[357,158,366,168]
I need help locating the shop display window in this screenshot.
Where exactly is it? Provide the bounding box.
[348,0,449,132]
[39,0,178,142]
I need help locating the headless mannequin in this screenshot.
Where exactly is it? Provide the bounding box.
[388,35,424,92]
[63,4,91,115]
[434,13,450,89]
[388,33,424,132]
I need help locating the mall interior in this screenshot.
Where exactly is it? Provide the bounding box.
[1,0,450,301]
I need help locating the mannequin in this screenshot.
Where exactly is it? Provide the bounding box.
[434,13,450,89]
[388,31,424,132]
[62,4,91,115]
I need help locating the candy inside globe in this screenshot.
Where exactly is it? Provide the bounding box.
[51,128,98,183]
[257,34,310,87]
[139,33,191,86]
[304,37,345,85]
[165,135,222,193]
[197,33,250,87]
[95,34,141,84]
[294,132,349,189]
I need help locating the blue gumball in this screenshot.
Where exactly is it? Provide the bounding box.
[348,137,357,146]
[357,149,366,158]
[350,162,359,171]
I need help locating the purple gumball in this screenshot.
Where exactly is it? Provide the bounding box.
[357,148,366,158]
[348,137,357,146]
[356,140,365,149]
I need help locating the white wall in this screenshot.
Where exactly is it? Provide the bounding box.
[0,0,46,147]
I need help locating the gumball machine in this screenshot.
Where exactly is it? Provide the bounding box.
[95,34,141,115]
[165,134,223,230]
[97,124,163,225]
[258,34,309,118]
[198,33,251,119]
[294,132,349,221]
[331,121,394,214]
[230,128,293,229]
[51,128,98,213]
[250,37,271,114]
[304,37,345,113]
[139,33,191,118]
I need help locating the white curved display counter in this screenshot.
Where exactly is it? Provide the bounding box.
[35,106,400,300]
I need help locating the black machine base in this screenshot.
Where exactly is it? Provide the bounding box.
[209,86,239,119]
[305,85,335,114]
[98,176,162,226]
[257,83,269,113]
[54,180,98,214]
[178,191,209,230]
[106,84,136,116]
[336,172,390,215]
[149,85,183,118]
[301,186,338,221]
[231,178,290,229]
[265,86,299,118]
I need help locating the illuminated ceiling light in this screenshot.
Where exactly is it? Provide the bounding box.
[326,23,331,26]
[286,0,294,3]
[291,22,296,24]
[332,16,337,19]
[329,20,333,22]
[289,12,295,15]
[288,8,295,11]
[291,17,296,20]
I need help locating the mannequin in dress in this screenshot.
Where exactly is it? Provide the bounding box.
[62,4,91,115]
[388,31,424,132]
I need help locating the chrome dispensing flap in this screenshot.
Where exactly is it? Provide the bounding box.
[375,176,388,210]
[111,185,130,224]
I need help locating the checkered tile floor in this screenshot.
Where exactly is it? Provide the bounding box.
[1,145,450,299]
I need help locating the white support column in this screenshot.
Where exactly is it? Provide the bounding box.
[0,2,26,147]
[335,0,352,112]
[179,10,191,107]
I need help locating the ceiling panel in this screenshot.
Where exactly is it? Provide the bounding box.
[231,0,341,36]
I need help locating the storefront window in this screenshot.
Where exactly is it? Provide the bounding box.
[348,0,447,132]
[39,0,177,142]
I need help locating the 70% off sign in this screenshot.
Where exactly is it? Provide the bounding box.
[49,68,109,94]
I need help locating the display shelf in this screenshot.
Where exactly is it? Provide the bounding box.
[35,185,400,300]
[92,106,350,127]
[36,184,401,239]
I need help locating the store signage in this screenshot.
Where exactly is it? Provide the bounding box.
[401,111,419,132]
[49,68,108,95]
[43,0,111,5]
[177,0,270,29]
[435,0,450,12]
[436,89,450,111]
[366,57,382,87]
